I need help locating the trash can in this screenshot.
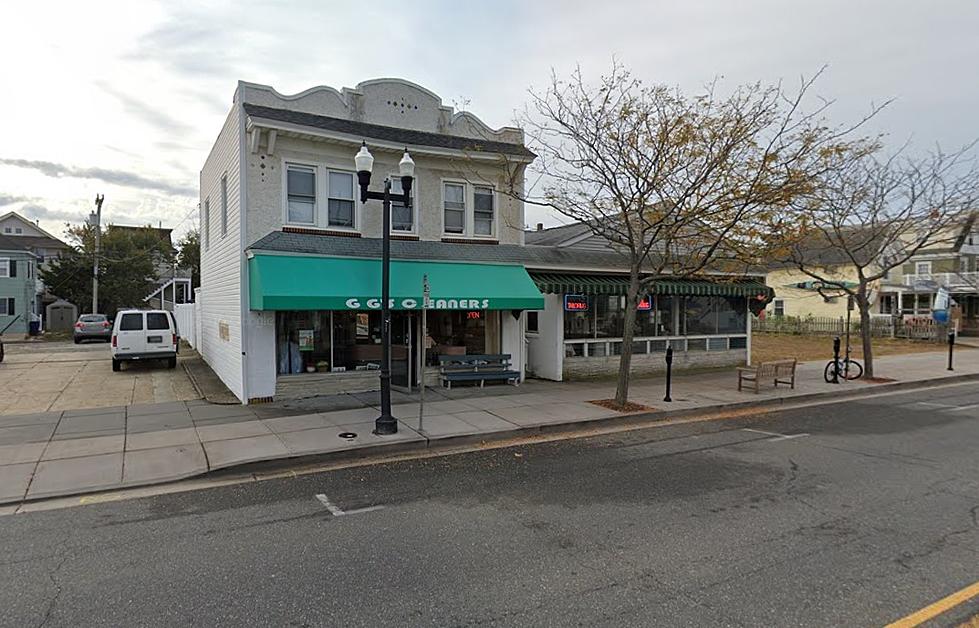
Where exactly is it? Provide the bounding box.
[29,320,40,336]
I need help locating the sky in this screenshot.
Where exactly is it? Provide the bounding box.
[1,0,978,241]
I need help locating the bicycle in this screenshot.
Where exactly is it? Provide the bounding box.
[824,355,863,382]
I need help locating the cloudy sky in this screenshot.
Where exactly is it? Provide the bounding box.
[2,0,977,240]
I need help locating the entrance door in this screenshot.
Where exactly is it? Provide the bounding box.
[391,312,414,391]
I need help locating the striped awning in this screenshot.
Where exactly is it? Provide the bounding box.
[529,272,774,299]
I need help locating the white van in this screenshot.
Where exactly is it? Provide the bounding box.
[111,309,178,371]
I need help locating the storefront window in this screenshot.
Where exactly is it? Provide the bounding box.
[717,296,747,333]
[277,311,331,375]
[564,294,677,339]
[683,296,747,334]
[426,310,486,364]
[332,311,384,370]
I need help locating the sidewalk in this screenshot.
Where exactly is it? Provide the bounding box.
[1,349,976,505]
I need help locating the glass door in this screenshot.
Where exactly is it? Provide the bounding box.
[391,312,413,391]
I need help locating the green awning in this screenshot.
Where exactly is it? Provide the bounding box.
[249,254,545,311]
[530,272,774,299]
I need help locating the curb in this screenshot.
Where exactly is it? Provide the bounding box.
[6,371,979,507]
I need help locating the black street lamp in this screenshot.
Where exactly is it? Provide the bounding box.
[355,142,415,435]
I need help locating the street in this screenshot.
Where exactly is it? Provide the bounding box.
[2,384,978,627]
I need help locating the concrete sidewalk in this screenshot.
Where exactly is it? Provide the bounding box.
[1,348,976,505]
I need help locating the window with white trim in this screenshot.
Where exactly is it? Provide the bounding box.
[203,199,210,249]
[286,165,316,225]
[0,258,9,278]
[443,183,466,234]
[14,227,22,234]
[220,174,229,237]
[772,299,785,317]
[0,297,13,315]
[327,171,355,228]
[473,186,495,236]
[389,176,414,232]
[916,261,932,275]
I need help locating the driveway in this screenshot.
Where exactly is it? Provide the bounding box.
[0,340,200,415]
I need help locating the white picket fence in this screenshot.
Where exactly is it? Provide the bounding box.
[174,295,201,350]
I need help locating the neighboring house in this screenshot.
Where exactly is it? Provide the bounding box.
[0,234,38,336]
[105,224,193,311]
[878,213,979,329]
[0,211,70,322]
[198,78,771,403]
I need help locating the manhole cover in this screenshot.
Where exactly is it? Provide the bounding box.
[338,432,357,439]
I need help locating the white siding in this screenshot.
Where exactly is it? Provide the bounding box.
[200,106,245,400]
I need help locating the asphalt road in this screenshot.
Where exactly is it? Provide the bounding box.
[2,384,978,627]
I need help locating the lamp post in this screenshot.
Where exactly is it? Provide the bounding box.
[355,142,415,435]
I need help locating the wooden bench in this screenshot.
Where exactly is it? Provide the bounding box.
[737,358,797,393]
[438,354,521,389]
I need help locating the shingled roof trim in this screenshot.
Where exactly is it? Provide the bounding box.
[243,103,536,159]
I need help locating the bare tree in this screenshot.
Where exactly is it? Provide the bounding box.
[498,62,876,407]
[779,145,979,378]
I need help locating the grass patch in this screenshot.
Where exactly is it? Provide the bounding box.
[752,333,949,364]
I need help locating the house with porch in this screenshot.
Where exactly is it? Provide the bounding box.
[877,213,979,331]
[197,78,771,404]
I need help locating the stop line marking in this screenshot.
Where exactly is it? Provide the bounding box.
[315,494,384,516]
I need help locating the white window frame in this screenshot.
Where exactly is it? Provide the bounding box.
[203,199,210,250]
[388,174,417,234]
[440,179,499,239]
[472,184,497,238]
[0,258,9,278]
[220,173,229,237]
[441,180,467,236]
[0,297,8,315]
[915,261,932,275]
[325,168,358,231]
[772,299,785,317]
[284,163,318,227]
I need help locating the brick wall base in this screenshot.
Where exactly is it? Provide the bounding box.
[563,349,746,380]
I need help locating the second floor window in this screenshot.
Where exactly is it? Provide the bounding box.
[220,174,229,236]
[390,177,413,232]
[915,261,931,275]
[287,165,316,225]
[0,258,9,278]
[203,199,210,249]
[474,186,495,236]
[443,183,465,234]
[328,171,355,227]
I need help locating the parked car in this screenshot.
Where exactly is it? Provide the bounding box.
[111,309,178,371]
[74,313,112,343]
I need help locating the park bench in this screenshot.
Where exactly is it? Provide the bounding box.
[438,354,521,389]
[737,358,797,393]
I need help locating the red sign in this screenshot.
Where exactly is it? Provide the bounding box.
[564,295,589,311]
[637,296,652,311]
[466,311,481,320]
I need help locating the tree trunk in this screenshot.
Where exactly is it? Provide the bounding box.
[858,283,874,379]
[614,269,641,407]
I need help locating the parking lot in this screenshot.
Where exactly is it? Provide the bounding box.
[0,340,200,415]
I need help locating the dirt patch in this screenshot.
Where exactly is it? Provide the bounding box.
[752,333,950,364]
[589,399,657,413]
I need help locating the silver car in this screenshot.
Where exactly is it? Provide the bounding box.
[74,314,112,343]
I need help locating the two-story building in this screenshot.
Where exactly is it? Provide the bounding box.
[0,211,70,326]
[198,78,771,403]
[0,233,38,336]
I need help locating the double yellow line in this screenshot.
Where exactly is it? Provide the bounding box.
[885,580,979,627]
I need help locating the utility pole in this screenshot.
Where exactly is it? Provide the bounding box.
[90,194,104,314]
[171,260,177,310]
